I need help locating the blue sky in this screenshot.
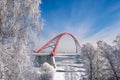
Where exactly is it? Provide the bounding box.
[39,0,120,46]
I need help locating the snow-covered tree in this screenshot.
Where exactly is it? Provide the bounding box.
[81,43,96,80]
[113,35,120,79]
[0,0,43,80]
[97,40,120,80]
[39,62,55,80]
[80,42,109,80]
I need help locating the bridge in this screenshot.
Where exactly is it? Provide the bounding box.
[33,32,85,74]
[33,32,81,56]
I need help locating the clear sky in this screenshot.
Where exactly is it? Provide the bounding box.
[39,0,120,47]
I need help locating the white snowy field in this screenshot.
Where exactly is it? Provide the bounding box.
[54,72,65,80]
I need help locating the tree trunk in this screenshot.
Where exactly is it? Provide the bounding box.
[106,53,119,80]
[90,60,93,80]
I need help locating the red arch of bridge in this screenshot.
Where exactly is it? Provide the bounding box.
[33,32,81,56]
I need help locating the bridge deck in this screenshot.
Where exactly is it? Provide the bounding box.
[33,53,80,56]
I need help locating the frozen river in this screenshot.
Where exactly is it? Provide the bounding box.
[54,53,85,80]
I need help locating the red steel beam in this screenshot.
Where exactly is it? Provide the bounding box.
[33,32,81,56]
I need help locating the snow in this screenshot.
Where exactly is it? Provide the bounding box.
[54,72,65,80]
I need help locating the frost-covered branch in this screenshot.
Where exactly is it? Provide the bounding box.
[0,0,43,80]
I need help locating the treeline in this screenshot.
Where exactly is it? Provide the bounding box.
[81,35,120,80]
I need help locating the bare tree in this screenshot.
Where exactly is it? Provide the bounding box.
[64,66,80,80]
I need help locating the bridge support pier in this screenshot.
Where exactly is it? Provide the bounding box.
[33,55,56,68]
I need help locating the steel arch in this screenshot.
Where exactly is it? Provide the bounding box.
[34,32,81,56]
